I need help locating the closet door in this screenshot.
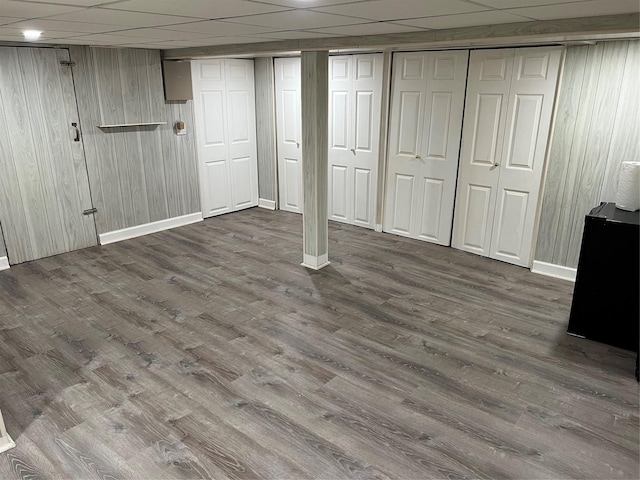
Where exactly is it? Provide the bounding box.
[328,54,383,229]
[452,49,514,256]
[452,47,562,267]
[0,47,97,265]
[274,57,302,213]
[225,60,259,211]
[192,59,258,218]
[384,51,468,245]
[328,56,352,224]
[489,47,562,266]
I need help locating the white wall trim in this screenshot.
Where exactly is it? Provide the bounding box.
[531,260,577,282]
[0,409,15,453]
[0,256,9,271]
[99,212,203,246]
[258,198,276,210]
[302,253,330,270]
[0,434,15,454]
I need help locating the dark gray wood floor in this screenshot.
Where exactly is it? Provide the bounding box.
[0,208,638,480]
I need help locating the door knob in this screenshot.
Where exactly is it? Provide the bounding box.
[490,162,500,170]
[296,141,300,149]
[415,154,421,159]
[350,148,356,155]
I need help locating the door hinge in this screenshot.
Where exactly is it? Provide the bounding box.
[83,207,97,216]
[60,60,76,67]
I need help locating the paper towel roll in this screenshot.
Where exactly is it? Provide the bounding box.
[616,161,640,211]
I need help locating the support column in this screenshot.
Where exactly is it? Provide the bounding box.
[301,51,330,270]
[0,408,15,453]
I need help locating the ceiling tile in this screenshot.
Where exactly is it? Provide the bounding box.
[225,10,369,29]
[311,0,488,21]
[46,8,197,27]
[251,30,341,39]
[15,0,120,5]
[5,18,129,33]
[193,35,278,45]
[105,27,211,40]
[252,0,368,6]
[308,21,426,35]
[159,20,280,35]
[60,32,158,43]
[0,16,21,25]
[104,0,290,19]
[504,0,640,19]
[0,25,82,39]
[473,0,592,7]
[398,10,535,29]
[0,0,85,17]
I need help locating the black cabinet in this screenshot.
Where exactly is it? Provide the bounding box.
[568,203,639,352]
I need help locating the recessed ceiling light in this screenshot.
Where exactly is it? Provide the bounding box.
[23,30,42,41]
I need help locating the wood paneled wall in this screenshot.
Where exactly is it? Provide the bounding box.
[70,46,199,235]
[0,224,6,257]
[535,40,639,268]
[254,57,277,204]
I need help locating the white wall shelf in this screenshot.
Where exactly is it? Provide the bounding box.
[97,122,166,128]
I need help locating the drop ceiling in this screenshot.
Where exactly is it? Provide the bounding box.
[0,0,637,49]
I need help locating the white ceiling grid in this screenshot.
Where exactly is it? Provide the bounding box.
[0,0,637,48]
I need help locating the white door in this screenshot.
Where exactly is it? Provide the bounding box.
[383,51,469,245]
[452,47,563,267]
[0,47,97,265]
[274,57,302,213]
[192,59,258,218]
[329,54,383,229]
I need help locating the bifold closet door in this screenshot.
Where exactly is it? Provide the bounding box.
[274,57,302,214]
[329,54,383,229]
[383,51,469,245]
[0,47,97,264]
[452,47,563,267]
[192,59,258,218]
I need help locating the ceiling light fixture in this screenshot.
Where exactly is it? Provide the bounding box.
[23,30,42,41]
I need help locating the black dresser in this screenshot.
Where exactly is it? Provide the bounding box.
[568,203,639,353]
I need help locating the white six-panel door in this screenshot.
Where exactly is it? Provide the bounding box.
[383,51,469,245]
[192,59,258,218]
[452,47,562,267]
[329,54,383,229]
[274,57,302,213]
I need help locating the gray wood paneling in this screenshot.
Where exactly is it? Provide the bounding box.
[535,40,640,268]
[70,46,199,235]
[301,51,329,266]
[0,224,6,257]
[0,47,98,265]
[254,57,277,204]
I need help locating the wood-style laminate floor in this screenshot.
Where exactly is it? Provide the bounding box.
[0,208,638,480]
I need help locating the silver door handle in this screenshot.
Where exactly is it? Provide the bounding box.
[350,148,356,155]
[296,141,300,149]
[490,162,499,170]
[415,154,421,159]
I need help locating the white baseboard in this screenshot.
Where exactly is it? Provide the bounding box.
[0,434,15,453]
[0,256,9,271]
[99,212,203,246]
[531,261,577,282]
[302,253,330,270]
[258,198,276,210]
